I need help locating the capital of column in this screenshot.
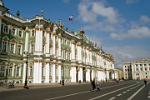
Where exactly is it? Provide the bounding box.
[77,42,81,46]
[46,27,51,33]
[25,27,30,33]
[35,24,44,31]
[58,33,62,38]
[71,40,76,44]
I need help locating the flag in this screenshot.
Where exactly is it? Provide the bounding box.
[69,16,73,21]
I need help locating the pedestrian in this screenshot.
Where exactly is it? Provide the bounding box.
[91,79,96,91]
[144,79,147,86]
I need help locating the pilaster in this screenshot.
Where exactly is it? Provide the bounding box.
[58,64,61,83]
[45,28,50,56]
[34,24,43,55]
[58,34,61,59]
[45,63,50,83]
[71,40,75,61]
[52,64,56,83]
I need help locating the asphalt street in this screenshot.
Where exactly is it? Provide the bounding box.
[0,80,149,100]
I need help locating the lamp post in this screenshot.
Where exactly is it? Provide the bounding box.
[62,61,65,86]
[105,68,107,82]
[62,66,65,86]
[113,70,115,80]
[24,53,29,89]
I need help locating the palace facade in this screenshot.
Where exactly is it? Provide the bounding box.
[0,1,115,84]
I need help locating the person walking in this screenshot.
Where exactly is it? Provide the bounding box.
[144,79,147,86]
[91,79,96,91]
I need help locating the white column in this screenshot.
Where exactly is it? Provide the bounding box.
[70,66,76,82]
[90,51,92,65]
[58,65,61,83]
[52,35,56,56]
[33,62,42,83]
[86,50,89,64]
[78,67,83,82]
[71,42,75,60]
[24,27,30,53]
[39,62,42,83]
[45,31,50,54]
[24,29,29,53]
[86,69,90,82]
[77,45,82,62]
[34,28,43,54]
[52,64,56,83]
[58,36,61,58]
[22,63,26,83]
[92,70,95,80]
[33,63,38,83]
[45,63,50,83]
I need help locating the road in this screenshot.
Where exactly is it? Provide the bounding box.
[0,80,149,100]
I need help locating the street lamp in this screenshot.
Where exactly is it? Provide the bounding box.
[105,68,107,82]
[113,70,115,80]
[62,60,65,86]
[24,53,29,89]
[62,66,65,86]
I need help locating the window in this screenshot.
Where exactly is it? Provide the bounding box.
[145,68,147,71]
[10,43,14,53]
[2,41,7,52]
[4,25,8,33]
[16,67,20,77]
[144,64,146,66]
[146,76,148,78]
[140,64,142,66]
[18,30,22,37]
[12,28,15,35]
[9,29,11,34]
[17,45,21,55]
[8,67,12,77]
[0,66,5,77]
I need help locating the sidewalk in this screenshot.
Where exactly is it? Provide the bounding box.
[0,82,88,92]
[0,83,62,92]
[0,80,122,92]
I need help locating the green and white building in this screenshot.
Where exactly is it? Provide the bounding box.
[0,0,116,84]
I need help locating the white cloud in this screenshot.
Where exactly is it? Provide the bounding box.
[140,15,150,25]
[111,26,150,40]
[78,0,120,24]
[126,0,139,4]
[63,0,70,3]
[106,46,150,67]
[78,0,150,67]
[92,2,119,24]
[78,2,97,23]
[78,0,150,40]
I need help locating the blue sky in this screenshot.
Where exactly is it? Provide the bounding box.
[4,0,150,67]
